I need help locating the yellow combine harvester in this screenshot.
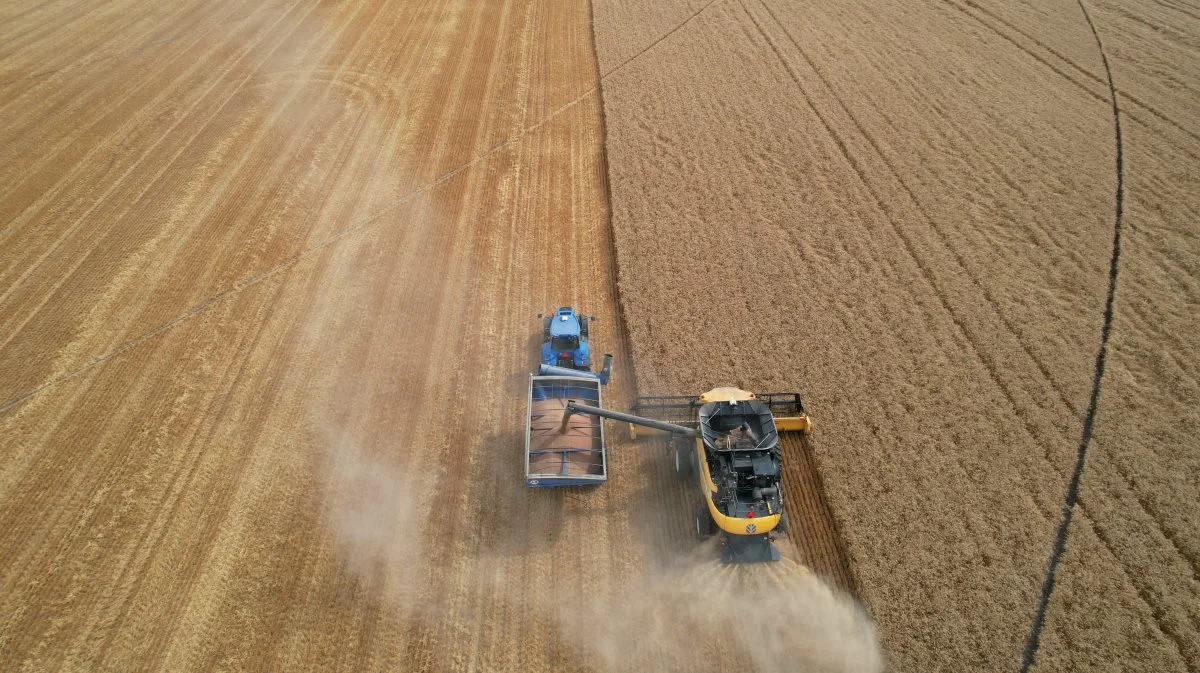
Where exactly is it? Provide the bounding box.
[563,387,812,563]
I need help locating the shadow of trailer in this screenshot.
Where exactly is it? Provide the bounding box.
[525,376,606,487]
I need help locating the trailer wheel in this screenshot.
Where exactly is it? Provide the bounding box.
[695,505,715,538]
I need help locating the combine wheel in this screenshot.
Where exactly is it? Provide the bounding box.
[695,505,716,538]
[673,443,695,479]
[776,511,789,535]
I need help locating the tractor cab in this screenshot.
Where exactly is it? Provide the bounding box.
[540,307,592,371]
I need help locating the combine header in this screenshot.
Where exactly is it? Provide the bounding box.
[563,388,812,563]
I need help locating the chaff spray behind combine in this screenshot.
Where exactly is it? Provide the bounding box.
[563,388,812,563]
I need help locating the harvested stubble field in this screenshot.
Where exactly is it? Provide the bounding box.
[0,0,876,672]
[593,0,1200,671]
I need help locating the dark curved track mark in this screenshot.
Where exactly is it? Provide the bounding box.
[599,0,720,79]
[1019,0,1124,670]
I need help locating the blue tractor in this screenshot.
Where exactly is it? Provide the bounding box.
[540,307,593,370]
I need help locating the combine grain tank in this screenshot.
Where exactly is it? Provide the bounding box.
[525,375,607,487]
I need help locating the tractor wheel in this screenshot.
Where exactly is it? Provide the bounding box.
[695,505,715,538]
[580,316,589,338]
[543,316,552,338]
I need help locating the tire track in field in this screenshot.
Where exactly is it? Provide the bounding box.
[598,0,721,80]
[784,2,1097,262]
[950,0,1200,623]
[0,0,135,56]
[0,0,319,302]
[1150,0,1200,22]
[0,0,217,90]
[751,0,1140,533]
[1019,0,1128,668]
[753,0,1088,423]
[737,0,1065,548]
[732,9,1086,648]
[752,0,1098,494]
[759,0,1200,599]
[941,0,1200,156]
[0,86,603,416]
[758,0,1194,652]
[81,2,404,660]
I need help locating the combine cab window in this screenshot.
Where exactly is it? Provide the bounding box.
[551,336,579,351]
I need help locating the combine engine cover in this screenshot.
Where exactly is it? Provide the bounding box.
[698,398,784,563]
[541,307,591,370]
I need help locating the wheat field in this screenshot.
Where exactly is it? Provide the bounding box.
[0,1,871,671]
[593,0,1200,670]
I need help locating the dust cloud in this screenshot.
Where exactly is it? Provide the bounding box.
[559,551,884,673]
[310,421,425,613]
[309,414,883,673]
